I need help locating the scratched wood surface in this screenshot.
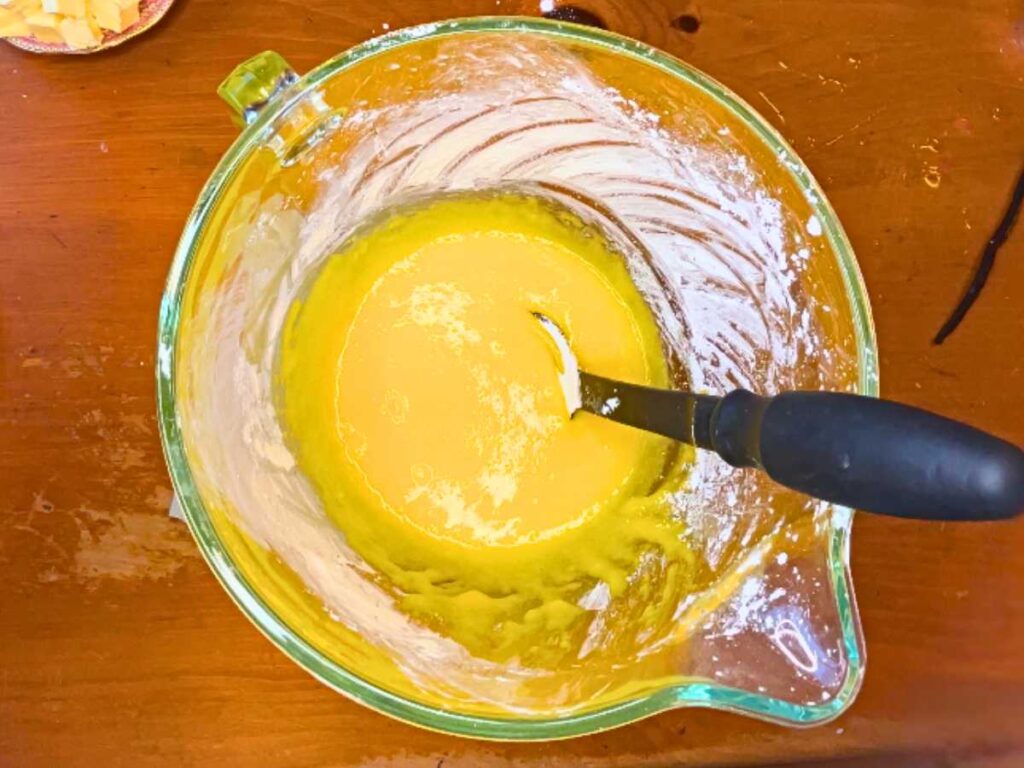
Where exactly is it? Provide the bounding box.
[1,0,1022,765]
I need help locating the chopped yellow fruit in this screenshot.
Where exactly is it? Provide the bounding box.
[0,8,31,36]
[28,22,63,42]
[90,0,138,33]
[43,0,85,15]
[3,0,41,14]
[58,15,100,48]
[24,10,59,27]
[2,1,27,8]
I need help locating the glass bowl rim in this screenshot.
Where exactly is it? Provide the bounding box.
[156,15,880,740]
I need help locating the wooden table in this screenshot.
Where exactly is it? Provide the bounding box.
[2,0,1022,765]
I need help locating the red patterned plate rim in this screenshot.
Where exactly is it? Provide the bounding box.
[5,0,175,55]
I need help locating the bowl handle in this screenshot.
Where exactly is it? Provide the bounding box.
[217,51,298,127]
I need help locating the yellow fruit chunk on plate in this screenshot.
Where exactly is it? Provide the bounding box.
[1,0,42,13]
[24,9,58,26]
[91,0,138,32]
[0,8,30,36]
[28,23,61,42]
[57,15,100,48]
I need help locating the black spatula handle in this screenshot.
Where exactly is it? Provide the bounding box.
[704,390,1024,521]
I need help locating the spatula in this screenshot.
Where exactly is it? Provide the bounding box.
[534,313,1024,521]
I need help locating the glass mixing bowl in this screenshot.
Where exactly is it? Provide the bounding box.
[157,18,878,739]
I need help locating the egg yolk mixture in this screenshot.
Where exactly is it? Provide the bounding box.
[278,192,700,664]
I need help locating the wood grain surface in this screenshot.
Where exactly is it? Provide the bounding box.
[1,0,1023,765]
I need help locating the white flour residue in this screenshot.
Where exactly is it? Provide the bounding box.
[394,281,482,353]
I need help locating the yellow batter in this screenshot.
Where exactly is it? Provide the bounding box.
[278,191,699,664]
